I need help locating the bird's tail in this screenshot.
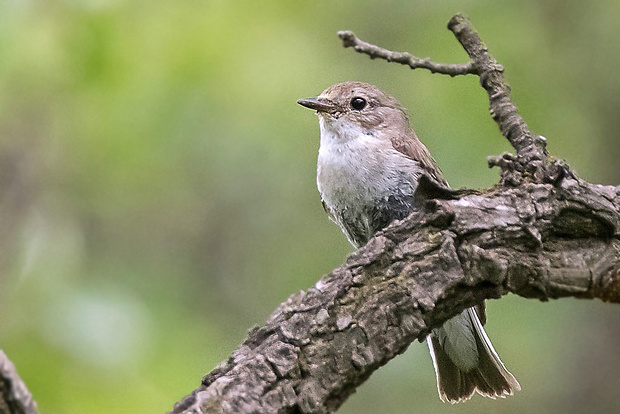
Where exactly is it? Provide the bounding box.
[427,307,520,403]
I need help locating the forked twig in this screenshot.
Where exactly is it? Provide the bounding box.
[339,14,556,185]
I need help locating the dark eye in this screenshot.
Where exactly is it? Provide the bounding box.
[350,97,367,111]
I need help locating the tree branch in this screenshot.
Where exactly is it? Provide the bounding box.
[172,177,620,414]
[447,14,552,185]
[0,351,38,414]
[170,13,620,414]
[337,30,478,76]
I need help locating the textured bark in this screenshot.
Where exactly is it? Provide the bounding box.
[170,14,620,414]
[172,177,620,414]
[0,351,38,414]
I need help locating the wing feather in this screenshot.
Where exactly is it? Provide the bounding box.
[389,130,449,188]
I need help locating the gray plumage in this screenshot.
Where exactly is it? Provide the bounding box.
[298,81,520,403]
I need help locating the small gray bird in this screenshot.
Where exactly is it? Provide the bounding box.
[297,81,520,403]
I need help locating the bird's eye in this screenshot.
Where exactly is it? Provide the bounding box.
[350,97,367,111]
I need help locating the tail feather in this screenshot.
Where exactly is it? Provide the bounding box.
[427,307,520,403]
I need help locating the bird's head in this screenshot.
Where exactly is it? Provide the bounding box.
[297,81,411,141]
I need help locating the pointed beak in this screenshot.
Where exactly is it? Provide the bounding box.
[297,98,338,113]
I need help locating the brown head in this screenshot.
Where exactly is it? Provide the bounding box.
[297,81,411,137]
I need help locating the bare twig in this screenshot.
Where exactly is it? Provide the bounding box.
[339,14,557,185]
[338,30,478,76]
[447,14,551,183]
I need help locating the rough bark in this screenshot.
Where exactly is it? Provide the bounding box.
[171,177,620,414]
[0,351,38,414]
[168,13,620,414]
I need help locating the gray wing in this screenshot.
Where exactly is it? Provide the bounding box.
[389,129,449,189]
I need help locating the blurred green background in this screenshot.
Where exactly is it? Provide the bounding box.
[1,1,619,413]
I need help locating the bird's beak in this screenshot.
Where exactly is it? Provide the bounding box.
[297,98,338,113]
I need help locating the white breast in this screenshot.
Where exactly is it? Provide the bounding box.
[316,117,421,213]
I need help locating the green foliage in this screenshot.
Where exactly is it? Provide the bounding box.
[1,1,619,413]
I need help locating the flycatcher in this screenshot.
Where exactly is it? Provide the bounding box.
[297,81,520,403]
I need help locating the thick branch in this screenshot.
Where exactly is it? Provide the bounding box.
[171,175,620,414]
[170,13,620,414]
[0,351,38,414]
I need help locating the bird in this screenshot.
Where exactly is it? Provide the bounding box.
[297,81,520,403]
